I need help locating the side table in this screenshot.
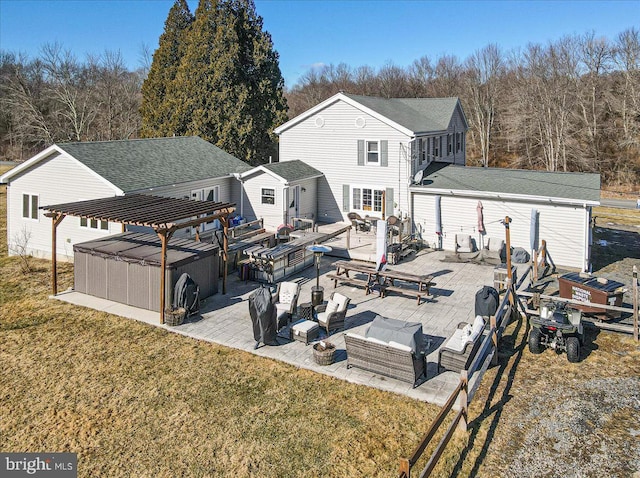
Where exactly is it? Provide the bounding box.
[298,302,314,321]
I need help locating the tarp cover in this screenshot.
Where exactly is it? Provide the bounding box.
[475,286,499,317]
[512,247,531,264]
[173,273,200,315]
[365,315,424,354]
[248,285,277,346]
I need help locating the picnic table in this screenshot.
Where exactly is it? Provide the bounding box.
[327,260,434,305]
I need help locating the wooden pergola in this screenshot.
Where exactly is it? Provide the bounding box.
[42,194,235,324]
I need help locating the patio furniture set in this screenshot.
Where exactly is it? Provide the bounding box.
[254,275,494,387]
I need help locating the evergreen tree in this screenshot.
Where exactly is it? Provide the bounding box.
[140,0,193,138]
[171,0,288,165]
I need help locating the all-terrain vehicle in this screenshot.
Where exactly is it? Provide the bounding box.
[528,300,584,363]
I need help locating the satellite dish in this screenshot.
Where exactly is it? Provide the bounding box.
[413,169,424,185]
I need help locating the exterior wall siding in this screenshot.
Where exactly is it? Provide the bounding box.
[241,172,285,231]
[137,176,237,239]
[411,191,588,269]
[278,100,413,222]
[6,153,120,260]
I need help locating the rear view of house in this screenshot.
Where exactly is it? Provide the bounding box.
[274,92,469,223]
[0,136,250,260]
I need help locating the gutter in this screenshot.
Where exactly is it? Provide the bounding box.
[409,186,600,208]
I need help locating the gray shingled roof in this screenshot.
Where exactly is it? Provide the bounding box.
[344,94,461,133]
[60,136,250,192]
[262,160,323,182]
[416,162,600,203]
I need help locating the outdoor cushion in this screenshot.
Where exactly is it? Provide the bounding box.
[279,291,293,305]
[388,341,413,353]
[487,237,504,252]
[456,234,473,253]
[291,320,318,334]
[366,336,388,346]
[469,315,485,343]
[345,332,365,340]
[332,293,349,310]
[444,328,468,353]
[325,299,339,315]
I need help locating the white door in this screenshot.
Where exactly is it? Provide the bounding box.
[288,185,300,224]
[191,186,220,232]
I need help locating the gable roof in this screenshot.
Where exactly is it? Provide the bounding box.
[1,136,251,192]
[239,160,323,183]
[413,162,600,205]
[274,92,467,136]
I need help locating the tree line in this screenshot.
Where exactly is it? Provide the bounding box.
[287,28,640,187]
[1,11,638,187]
[0,45,144,161]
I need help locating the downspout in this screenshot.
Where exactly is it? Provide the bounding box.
[583,203,591,272]
[232,173,244,218]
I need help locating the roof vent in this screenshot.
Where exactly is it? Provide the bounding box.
[355,117,366,128]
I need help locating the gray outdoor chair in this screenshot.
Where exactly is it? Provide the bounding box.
[315,292,351,335]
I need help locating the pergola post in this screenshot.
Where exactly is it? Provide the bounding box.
[222,215,229,295]
[158,229,175,325]
[49,213,65,295]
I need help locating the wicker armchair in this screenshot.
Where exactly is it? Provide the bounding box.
[272,281,300,327]
[347,212,368,232]
[315,292,350,334]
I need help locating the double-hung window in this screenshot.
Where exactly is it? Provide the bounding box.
[261,188,275,205]
[22,194,38,220]
[366,141,379,163]
[80,217,108,230]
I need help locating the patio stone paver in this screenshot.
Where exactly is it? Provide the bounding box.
[55,248,506,407]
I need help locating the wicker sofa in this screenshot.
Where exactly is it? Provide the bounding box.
[345,333,426,387]
[438,319,485,374]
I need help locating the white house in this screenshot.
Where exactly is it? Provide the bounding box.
[274,93,600,270]
[0,136,250,260]
[235,160,323,231]
[411,163,600,271]
[274,92,469,223]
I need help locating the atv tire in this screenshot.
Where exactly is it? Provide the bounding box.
[528,328,543,354]
[566,337,580,363]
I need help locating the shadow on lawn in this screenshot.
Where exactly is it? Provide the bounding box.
[449,313,528,477]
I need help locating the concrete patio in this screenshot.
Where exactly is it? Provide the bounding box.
[55,247,501,406]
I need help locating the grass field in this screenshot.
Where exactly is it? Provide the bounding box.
[1,164,639,477]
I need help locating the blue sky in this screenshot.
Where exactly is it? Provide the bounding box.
[1,0,638,88]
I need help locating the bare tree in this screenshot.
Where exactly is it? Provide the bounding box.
[464,44,504,167]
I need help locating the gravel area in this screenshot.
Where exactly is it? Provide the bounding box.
[504,377,640,478]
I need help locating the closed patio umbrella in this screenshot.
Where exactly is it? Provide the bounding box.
[477,201,485,248]
[435,195,442,249]
[530,209,539,253]
[476,201,485,233]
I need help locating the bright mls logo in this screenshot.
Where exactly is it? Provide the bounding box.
[1,453,77,477]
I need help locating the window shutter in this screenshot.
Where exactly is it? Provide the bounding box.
[385,188,394,217]
[342,184,350,212]
[22,194,29,218]
[357,140,364,166]
[439,136,443,158]
[380,140,388,167]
